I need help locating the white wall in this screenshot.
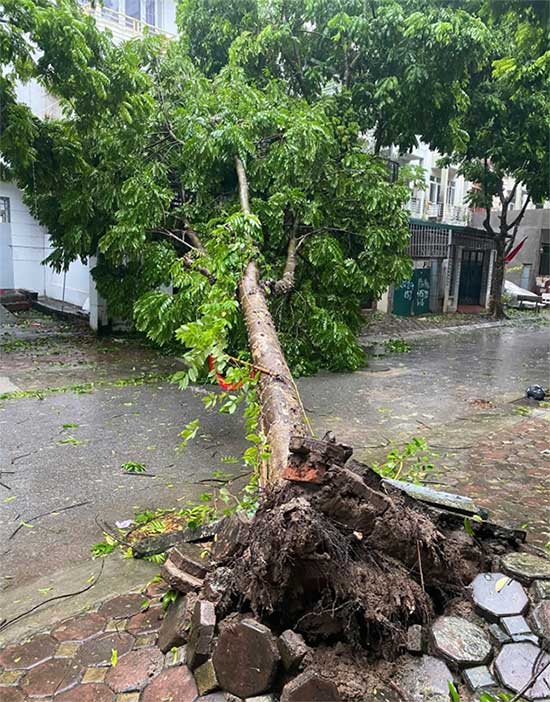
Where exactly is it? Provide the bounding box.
[0,181,89,306]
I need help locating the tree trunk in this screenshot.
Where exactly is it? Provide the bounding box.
[239,261,308,484]
[234,156,308,485]
[489,234,506,319]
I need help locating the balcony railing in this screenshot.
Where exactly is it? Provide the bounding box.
[408,199,471,226]
[407,197,424,217]
[80,3,176,41]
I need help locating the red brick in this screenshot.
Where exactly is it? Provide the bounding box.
[0,635,57,670]
[105,647,164,693]
[52,612,106,642]
[21,657,82,697]
[98,594,144,620]
[75,632,134,667]
[56,682,114,702]
[140,665,197,702]
[127,606,164,635]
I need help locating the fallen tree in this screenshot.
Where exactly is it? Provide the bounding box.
[2,3,547,699]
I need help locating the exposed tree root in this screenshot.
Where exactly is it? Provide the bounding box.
[207,461,487,658]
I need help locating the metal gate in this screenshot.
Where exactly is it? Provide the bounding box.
[458,250,484,305]
[393,268,431,316]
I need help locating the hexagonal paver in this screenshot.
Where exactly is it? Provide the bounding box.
[392,655,454,702]
[212,619,280,698]
[532,600,550,641]
[105,647,164,693]
[55,682,115,702]
[126,606,163,635]
[0,687,25,702]
[470,572,529,621]
[75,632,134,667]
[280,670,341,701]
[432,616,492,668]
[501,553,550,585]
[0,634,58,670]
[495,643,550,700]
[52,612,106,642]
[21,657,82,697]
[140,666,197,702]
[98,594,145,620]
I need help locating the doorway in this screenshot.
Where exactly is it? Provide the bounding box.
[458,250,484,305]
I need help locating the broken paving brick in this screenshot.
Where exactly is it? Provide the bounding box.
[212,619,280,699]
[186,600,216,671]
[202,566,233,605]
[211,513,250,563]
[406,625,423,655]
[277,630,309,671]
[194,659,219,696]
[280,670,341,702]
[161,558,203,594]
[168,543,211,579]
[158,593,198,653]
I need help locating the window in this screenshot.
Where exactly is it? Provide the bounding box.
[0,197,10,223]
[146,0,156,26]
[125,0,140,20]
[429,176,441,203]
[446,180,456,205]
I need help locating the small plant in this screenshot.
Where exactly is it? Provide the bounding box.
[161,590,178,610]
[372,437,437,484]
[513,405,531,417]
[58,436,84,446]
[385,338,411,353]
[91,534,117,558]
[121,461,146,474]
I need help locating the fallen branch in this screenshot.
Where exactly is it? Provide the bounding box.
[0,560,105,633]
[9,501,91,540]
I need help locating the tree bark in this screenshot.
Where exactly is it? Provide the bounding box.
[489,234,506,319]
[234,157,308,484]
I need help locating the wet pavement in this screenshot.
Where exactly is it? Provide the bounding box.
[1,311,549,596]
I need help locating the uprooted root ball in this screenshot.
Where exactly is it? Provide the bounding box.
[210,465,484,657]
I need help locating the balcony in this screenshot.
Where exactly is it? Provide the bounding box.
[408,198,470,226]
[79,3,176,42]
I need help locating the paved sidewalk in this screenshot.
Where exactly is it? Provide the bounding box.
[357,404,550,548]
[360,308,550,342]
[0,584,209,702]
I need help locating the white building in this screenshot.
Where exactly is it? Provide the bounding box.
[0,1,177,326]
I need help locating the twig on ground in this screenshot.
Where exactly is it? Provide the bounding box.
[508,652,550,702]
[9,501,91,540]
[0,560,105,633]
[416,540,425,592]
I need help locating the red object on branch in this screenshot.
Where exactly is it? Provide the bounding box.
[505,236,528,263]
[208,355,244,391]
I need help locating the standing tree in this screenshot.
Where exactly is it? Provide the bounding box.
[442,0,549,317]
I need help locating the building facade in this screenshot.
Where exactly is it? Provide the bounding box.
[0,1,177,325]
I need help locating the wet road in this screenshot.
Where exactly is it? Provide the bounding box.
[1,323,549,587]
